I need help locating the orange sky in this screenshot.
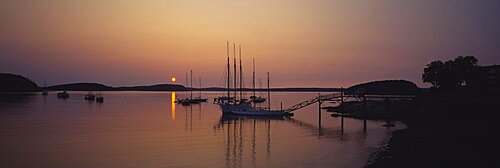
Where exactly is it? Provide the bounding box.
[1,0,499,87]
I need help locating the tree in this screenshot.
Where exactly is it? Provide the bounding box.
[422,56,479,90]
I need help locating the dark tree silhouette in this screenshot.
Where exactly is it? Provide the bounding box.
[422,56,479,90]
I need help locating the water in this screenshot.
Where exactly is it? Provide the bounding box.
[0,92,404,168]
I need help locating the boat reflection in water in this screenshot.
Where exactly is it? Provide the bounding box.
[214,115,282,168]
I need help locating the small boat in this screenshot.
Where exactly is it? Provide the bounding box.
[231,108,291,116]
[192,77,208,103]
[192,98,208,103]
[84,92,96,101]
[96,92,104,103]
[41,83,48,95]
[176,98,199,105]
[96,96,104,103]
[57,91,69,98]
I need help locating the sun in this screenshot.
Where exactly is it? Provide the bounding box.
[171,77,176,82]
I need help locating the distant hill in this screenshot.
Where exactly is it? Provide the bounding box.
[198,87,340,92]
[48,83,186,91]
[0,73,41,92]
[346,80,420,95]
[48,83,114,91]
[116,84,186,91]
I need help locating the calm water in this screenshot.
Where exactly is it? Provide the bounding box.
[0,92,404,168]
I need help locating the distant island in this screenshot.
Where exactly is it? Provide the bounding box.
[48,83,186,91]
[0,73,41,92]
[47,83,342,92]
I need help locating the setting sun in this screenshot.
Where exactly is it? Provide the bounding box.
[171,77,176,82]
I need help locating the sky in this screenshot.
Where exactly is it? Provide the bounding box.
[1,0,499,87]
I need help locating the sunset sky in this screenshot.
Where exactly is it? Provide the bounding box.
[1,0,499,87]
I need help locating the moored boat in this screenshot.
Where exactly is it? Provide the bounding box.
[96,92,104,103]
[84,92,96,100]
[57,91,69,98]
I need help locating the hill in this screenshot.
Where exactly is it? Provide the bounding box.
[48,83,186,91]
[346,80,420,95]
[0,73,41,92]
[48,83,114,91]
[116,84,186,91]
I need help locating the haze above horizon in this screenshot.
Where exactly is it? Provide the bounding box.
[1,0,499,87]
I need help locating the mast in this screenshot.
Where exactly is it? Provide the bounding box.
[252,58,255,97]
[239,45,243,100]
[190,70,193,99]
[185,72,188,98]
[227,41,230,99]
[267,72,270,110]
[199,77,202,98]
[259,78,263,97]
[233,43,237,100]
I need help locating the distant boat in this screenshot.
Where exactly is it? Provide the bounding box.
[192,77,208,103]
[175,70,205,105]
[57,91,69,98]
[84,92,96,101]
[96,92,104,103]
[41,83,48,95]
[250,58,266,103]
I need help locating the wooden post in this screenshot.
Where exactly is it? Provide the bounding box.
[340,87,344,104]
[363,119,367,130]
[318,93,322,129]
[341,115,344,131]
[363,94,367,130]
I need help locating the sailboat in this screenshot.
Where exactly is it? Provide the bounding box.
[96,92,104,103]
[41,83,48,95]
[215,42,251,113]
[231,72,291,116]
[176,70,201,105]
[192,77,208,103]
[250,58,266,103]
[84,91,96,101]
[57,91,69,98]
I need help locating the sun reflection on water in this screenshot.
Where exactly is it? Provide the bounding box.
[171,92,176,120]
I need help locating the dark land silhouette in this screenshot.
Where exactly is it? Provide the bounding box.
[0,73,41,92]
[346,80,420,95]
[367,56,499,167]
[48,83,186,91]
[46,83,342,92]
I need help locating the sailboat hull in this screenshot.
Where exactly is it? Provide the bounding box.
[219,103,252,114]
[231,109,289,116]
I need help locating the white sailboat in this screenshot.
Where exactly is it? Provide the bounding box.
[215,42,251,113]
[231,72,290,116]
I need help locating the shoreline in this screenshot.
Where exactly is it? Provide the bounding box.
[365,93,497,167]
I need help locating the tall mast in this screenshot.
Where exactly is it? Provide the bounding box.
[185,72,188,98]
[199,77,201,98]
[252,58,255,97]
[267,72,270,110]
[190,70,193,99]
[239,45,243,100]
[233,43,237,100]
[259,78,262,97]
[226,41,230,99]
